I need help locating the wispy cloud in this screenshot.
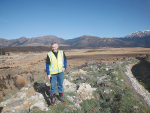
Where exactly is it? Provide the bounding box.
[0,17,8,22]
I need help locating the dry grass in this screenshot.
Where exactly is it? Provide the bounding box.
[1,47,150,72]
[16,76,27,88]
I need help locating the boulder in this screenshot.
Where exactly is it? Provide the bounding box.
[76,83,96,100]
[63,79,76,92]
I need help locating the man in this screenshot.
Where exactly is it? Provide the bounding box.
[46,42,67,106]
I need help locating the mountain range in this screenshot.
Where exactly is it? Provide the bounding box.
[0,30,150,47]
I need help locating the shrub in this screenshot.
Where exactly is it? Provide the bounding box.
[15,76,27,89]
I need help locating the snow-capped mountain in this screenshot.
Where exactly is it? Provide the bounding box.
[119,30,150,47]
[123,30,150,38]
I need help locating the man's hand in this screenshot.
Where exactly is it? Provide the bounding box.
[63,68,65,72]
[47,75,51,80]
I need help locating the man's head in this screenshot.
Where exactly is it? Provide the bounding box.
[51,42,59,52]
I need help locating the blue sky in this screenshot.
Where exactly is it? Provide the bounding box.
[0,0,150,40]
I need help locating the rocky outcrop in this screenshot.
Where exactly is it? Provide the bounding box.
[0,84,49,112]
[63,79,76,92]
[0,72,97,113]
[76,83,96,100]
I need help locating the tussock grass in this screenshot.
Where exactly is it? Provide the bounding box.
[16,76,27,89]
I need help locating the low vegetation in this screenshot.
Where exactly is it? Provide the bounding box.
[19,57,150,113]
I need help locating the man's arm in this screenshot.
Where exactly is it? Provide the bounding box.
[46,55,51,79]
[63,52,67,71]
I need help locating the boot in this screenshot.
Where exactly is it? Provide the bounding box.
[50,93,56,106]
[58,93,66,103]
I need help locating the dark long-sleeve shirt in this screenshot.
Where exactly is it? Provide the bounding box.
[46,51,67,75]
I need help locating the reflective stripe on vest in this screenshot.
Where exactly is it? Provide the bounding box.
[48,50,64,74]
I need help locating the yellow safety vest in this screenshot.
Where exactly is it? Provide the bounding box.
[47,50,64,74]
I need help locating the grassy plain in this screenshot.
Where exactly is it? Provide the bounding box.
[0,47,150,95]
[1,47,150,78]
[0,47,150,112]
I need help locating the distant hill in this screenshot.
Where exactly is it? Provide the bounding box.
[118,30,150,47]
[0,35,68,47]
[66,35,138,47]
[0,30,150,48]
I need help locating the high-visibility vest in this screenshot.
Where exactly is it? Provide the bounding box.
[47,50,64,74]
